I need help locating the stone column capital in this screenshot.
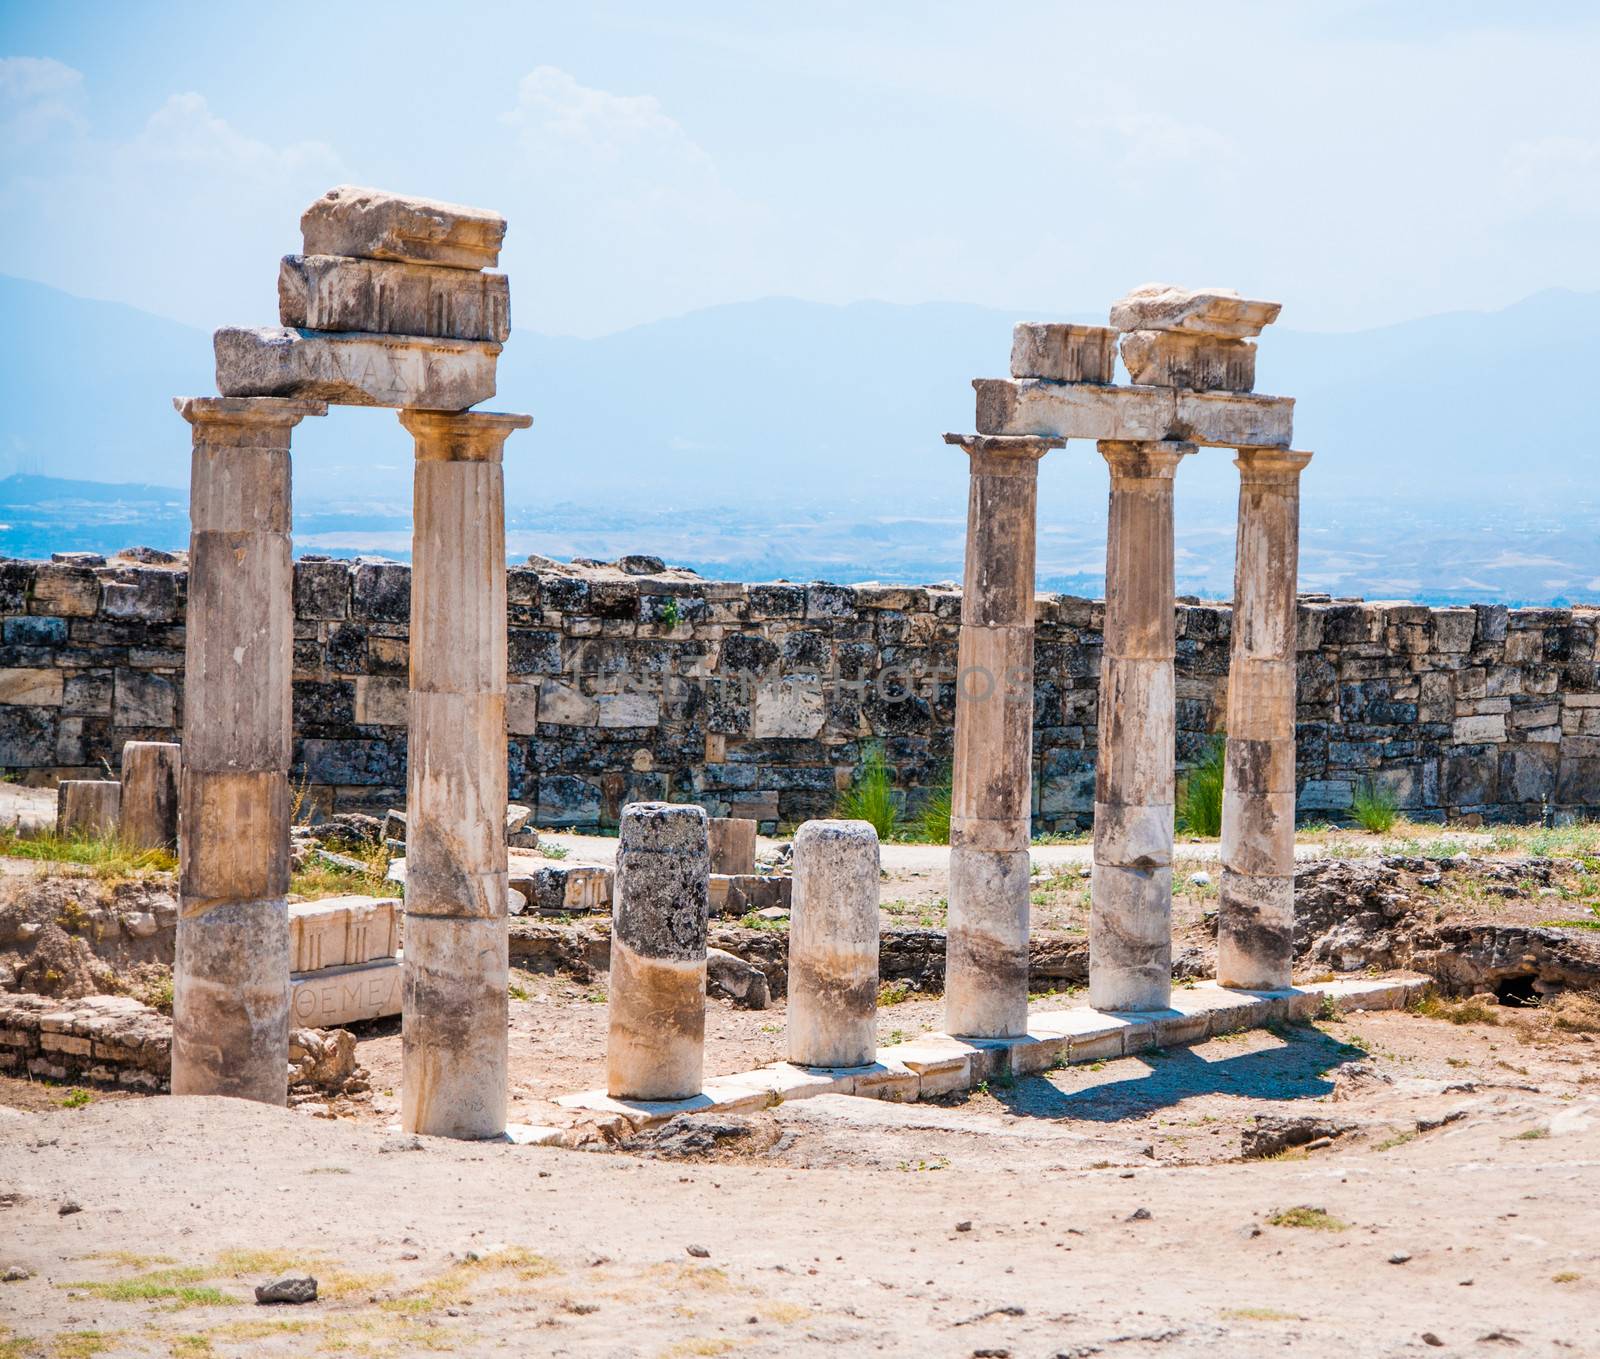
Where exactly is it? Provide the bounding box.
[945,432,1064,475]
[174,396,327,444]
[1235,446,1314,482]
[399,409,533,463]
[1098,439,1195,480]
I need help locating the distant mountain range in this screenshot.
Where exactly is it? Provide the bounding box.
[0,274,1595,605]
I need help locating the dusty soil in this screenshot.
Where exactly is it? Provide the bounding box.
[3,1000,1599,1357]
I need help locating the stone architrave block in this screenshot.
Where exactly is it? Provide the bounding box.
[300,185,506,270]
[214,327,499,410]
[1120,331,1257,392]
[974,378,1293,448]
[1109,284,1281,338]
[288,895,401,972]
[1010,323,1118,383]
[289,955,402,1027]
[279,255,511,342]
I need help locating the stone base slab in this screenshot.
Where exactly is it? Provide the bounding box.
[549,975,1426,1131]
[289,954,402,1028]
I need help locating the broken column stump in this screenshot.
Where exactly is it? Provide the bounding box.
[788,818,880,1068]
[56,780,120,838]
[119,741,181,850]
[608,802,710,1101]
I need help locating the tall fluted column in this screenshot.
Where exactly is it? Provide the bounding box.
[1090,439,1193,1012]
[1218,448,1314,989]
[172,395,325,1102]
[399,408,531,1139]
[943,432,1064,1038]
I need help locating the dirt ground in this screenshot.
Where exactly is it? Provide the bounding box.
[3,1000,1599,1358]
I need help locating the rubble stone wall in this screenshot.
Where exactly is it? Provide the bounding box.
[0,556,1596,831]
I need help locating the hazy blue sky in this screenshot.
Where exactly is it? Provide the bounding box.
[4,1,1598,337]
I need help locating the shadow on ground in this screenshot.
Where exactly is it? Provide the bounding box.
[993,1023,1365,1122]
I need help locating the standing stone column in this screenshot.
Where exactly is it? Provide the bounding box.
[789,819,880,1068]
[172,395,325,1103]
[120,741,181,850]
[942,432,1063,1038]
[608,802,710,1101]
[56,781,120,837]
[398,409,531,1139]
[1218,448,1314,990]
[1090,440,1194,1012]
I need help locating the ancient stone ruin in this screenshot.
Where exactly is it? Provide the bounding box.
[171,187,530,1135]
[12,196,1561,1146]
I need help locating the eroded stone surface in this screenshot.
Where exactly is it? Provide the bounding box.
[1120,330,1257,392]
[279,255,510,342]
[1010,323,1118,383]
[300,185,506,270]
[214,327,499,410]
[789,819,879,1067]
[1109,284,1281,338]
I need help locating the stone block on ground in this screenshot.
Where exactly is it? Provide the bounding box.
[289,955,402,1027]
[300,185,506,270]
[56,780,119,837]
[214,326,499,410]
[279,254,510,341]
[288,895,401,972]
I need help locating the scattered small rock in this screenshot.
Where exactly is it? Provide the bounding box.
[1422,1334,1445,1348]
[1187,871,1212,888]
[1241,1115,1355,1159]
[57,1200,81,1216]
[955,1221,973,1233]
[2,1266,30,1282]
[1388,1252,1412,1265]
[1237,1225,1261,1240]
[685,1244,710,1259]
[1127,1207,1152,1221]
[255,1274,318,1305]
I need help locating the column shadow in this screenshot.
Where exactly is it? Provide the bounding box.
[989,1024,1366,1123]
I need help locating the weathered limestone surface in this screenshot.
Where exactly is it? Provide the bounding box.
[400,409,529,1139]
[1091,440,1192,1013]
[118,741,179,850]
[56,779,119,837]
[278,255,510,342]
[1010,323,1118,384]
[1120,331,1256,393]
[172,395,324,1105]
[608,802,710,1101]
[1108,284,1281,338]
[214,327,499,411]
[300,185,506,270]
[290,955,403,1027]
[974,378,1293,448]
[0,992,171,1090]
[788,818,880,1068]
[943,434,1062,1037]
[707,816,757,876]
[289,894,401,972]
[1220,449,1315,989]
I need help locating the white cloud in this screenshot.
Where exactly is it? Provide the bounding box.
[1503,135,1600,215]
[135,92,338,181]
[0,56,87,148]
[499,67,769,334]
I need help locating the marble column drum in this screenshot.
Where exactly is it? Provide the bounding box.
[1218,448,1314,990]
[171,395,325,1103]
[788,818,881,1068]
[608,802,711,1101]
[399,408,531,1140]
[119,741,181,850]
[1090,439,1193,1013]
[942,433,1063,1038]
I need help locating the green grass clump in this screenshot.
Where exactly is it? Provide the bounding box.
[289,840,391,901]
[913,765,953,845]
[835,741,898,840]
[1266,1206,1349,1232]
[1350,778,1400,833]
[1177,736,1225,837]
[0,828,175,878]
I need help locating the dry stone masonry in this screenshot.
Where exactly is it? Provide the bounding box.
[2,559,1598,830]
